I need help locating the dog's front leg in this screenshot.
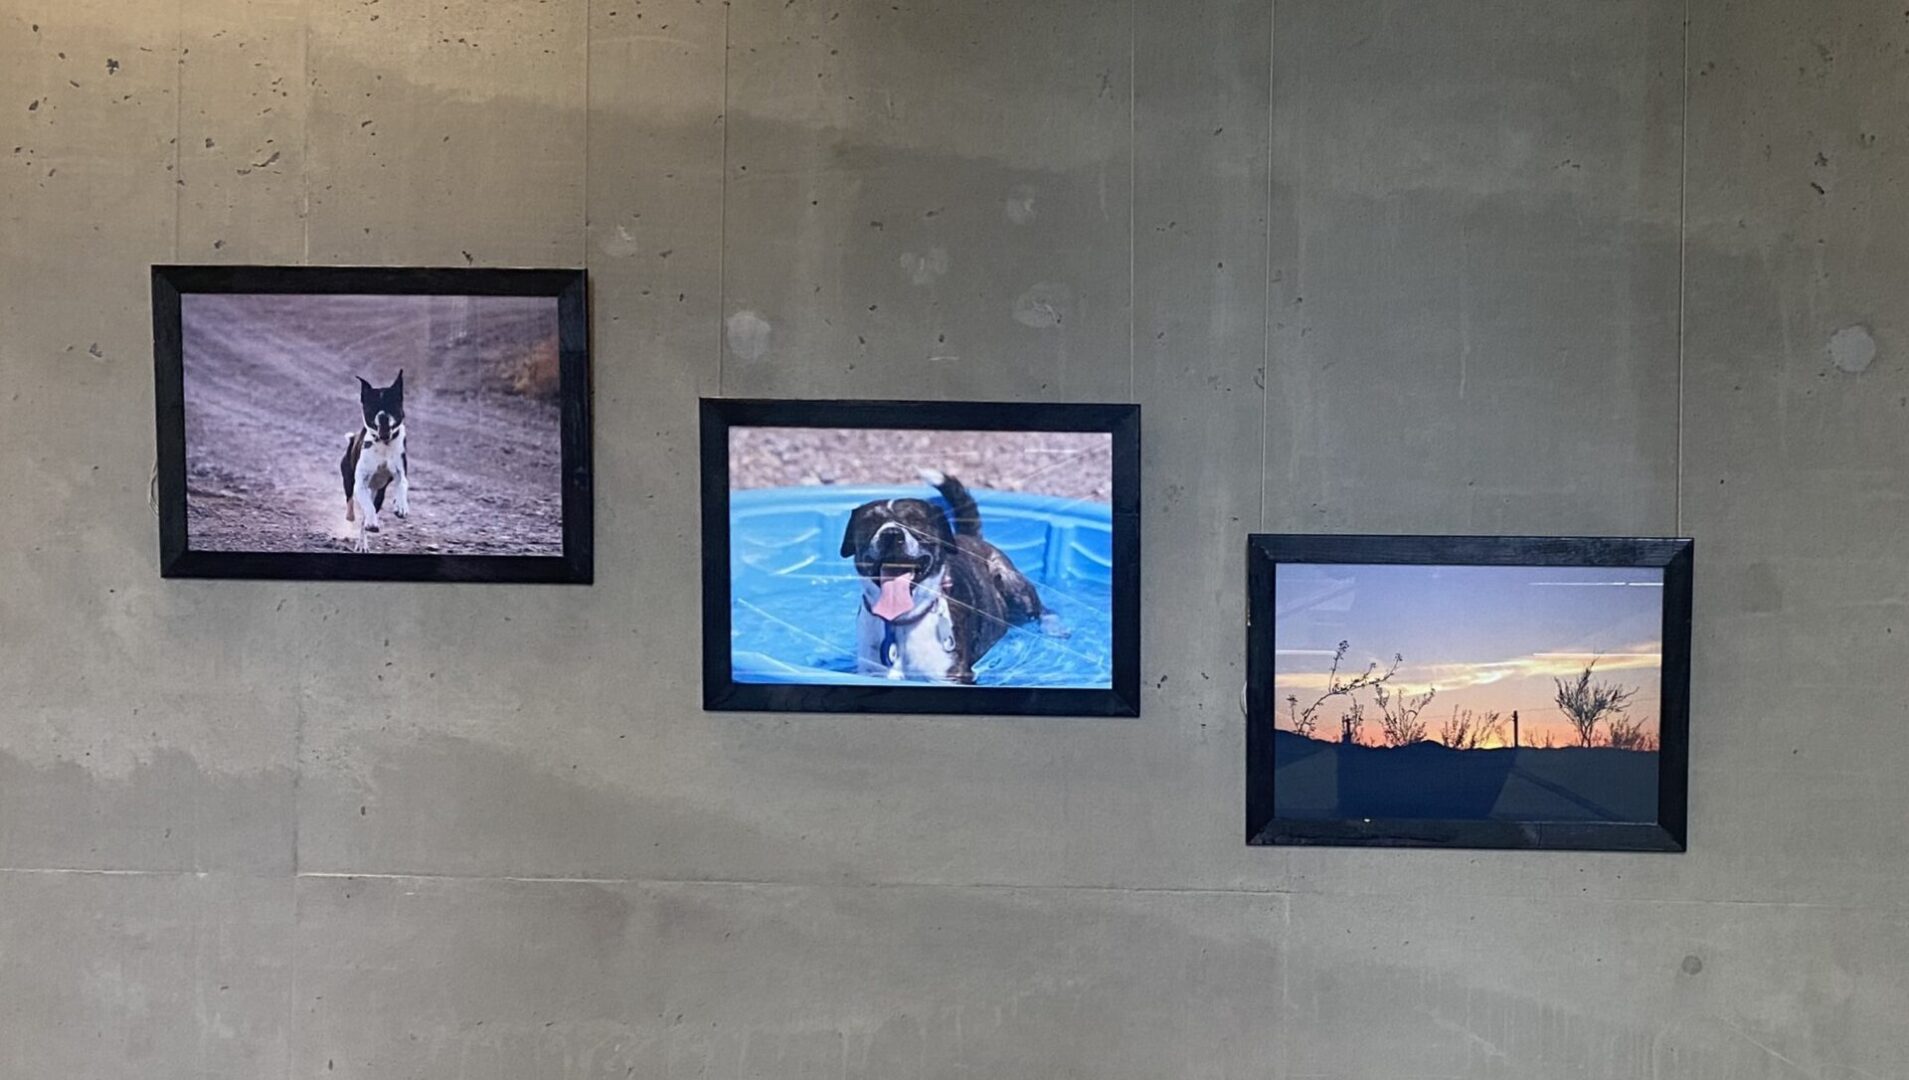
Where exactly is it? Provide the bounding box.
[391,470,410,518]
[352,485,379,551]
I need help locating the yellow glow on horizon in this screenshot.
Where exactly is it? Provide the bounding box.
[1275,642,1664,748]
[1278,644,1661,697]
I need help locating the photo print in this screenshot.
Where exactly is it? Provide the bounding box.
[702,400,1141,716]
[153,266,591,582]
[1247,536,1691,851]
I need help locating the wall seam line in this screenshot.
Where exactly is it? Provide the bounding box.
[1676,0,1690,536]
[285,18,314,1061]
[0,868,1898,914]
[172,0,183,262]
[1259,0,1275,533]
[285,673,305,1076]
[716,0,731,396]
[299,0,312,264]
[581,0,591,270]
[272,870,1907,913]
[1127,0,1136,402]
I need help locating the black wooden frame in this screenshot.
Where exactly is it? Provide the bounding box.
[701,398,1141,716]
[152,265,592,583]
[1246,534,1692,851]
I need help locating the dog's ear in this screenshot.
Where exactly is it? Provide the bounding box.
[839,507,869,558]
[392,369,403,392]
[358,376,375,399]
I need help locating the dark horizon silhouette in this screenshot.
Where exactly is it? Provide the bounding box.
[1272,728,1659,823]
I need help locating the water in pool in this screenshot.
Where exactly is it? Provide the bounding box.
[730,485,1114,688]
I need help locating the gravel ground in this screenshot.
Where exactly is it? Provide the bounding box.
[730,428,1112,502]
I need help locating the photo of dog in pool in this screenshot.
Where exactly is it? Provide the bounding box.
[726,426,1117,690]
[178,292,566,557]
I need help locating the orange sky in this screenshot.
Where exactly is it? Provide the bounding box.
[1274,650,1661,748]
[1273,563,1665,749]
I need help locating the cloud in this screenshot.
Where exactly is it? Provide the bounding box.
[1278,644,1661,698]
[1525,580,1664,588]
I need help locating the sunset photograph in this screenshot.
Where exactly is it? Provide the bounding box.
[1271,562,1667,825]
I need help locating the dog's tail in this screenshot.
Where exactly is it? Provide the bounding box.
[919,469,982,537]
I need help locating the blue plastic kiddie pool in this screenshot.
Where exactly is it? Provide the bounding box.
[729,485,1114,688]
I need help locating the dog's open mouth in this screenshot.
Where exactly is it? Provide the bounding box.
[870,560,925,621]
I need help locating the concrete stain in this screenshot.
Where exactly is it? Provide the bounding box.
[597,223,642,258]
[899,246,949,285]
[1012,283,1070,329]
[725,310,773,361]
[1005,184,1037,224]
[1827,324,1876,374]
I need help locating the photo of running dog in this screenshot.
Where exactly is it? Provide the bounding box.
[178,292,565,556]
[725,426,1116,689]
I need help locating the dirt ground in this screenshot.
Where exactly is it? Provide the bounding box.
[729,428,1113,502]
[181,293,565,555]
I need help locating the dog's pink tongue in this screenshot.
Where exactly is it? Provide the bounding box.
[871,574,916,621]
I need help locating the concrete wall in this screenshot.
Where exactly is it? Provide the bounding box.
[2,0,1905,1075]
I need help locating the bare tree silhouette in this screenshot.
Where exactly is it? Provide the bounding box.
[1439,706,1504,750]
[1554,663,1639,748]
[1292,641,1400,739]
[1374,683,1436,747]
[1285,694,1317,739]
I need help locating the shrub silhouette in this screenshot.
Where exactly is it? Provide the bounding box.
[1604,713,1653,751]
[1439,706,1504,750]
[1374,682,1435,747]
[1553,663,1638,748]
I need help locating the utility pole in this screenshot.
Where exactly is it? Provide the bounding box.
[1511,710,1520,749]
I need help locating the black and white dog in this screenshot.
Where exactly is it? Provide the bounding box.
[840,470,1062,684]
[339,371,409,553]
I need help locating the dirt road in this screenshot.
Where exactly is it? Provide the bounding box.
[181,294,565,556]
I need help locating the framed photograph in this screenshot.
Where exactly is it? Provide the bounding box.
[152,265,591,583]
[1246,535,1692,851]
[701,399,1140,716]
